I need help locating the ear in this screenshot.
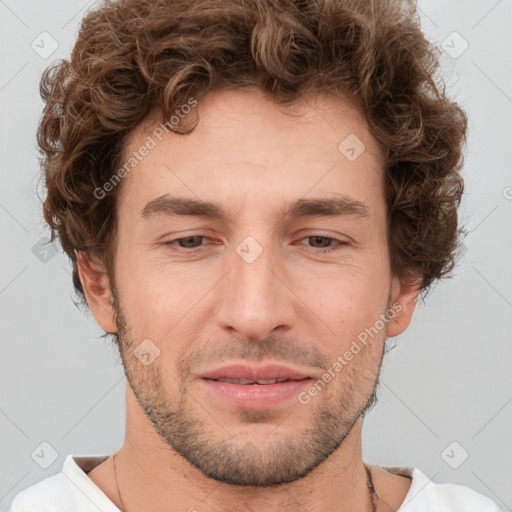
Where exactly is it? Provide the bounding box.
[386,274,420,338]
[76,251,118,334]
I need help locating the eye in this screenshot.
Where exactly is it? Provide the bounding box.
[164,236,211,250]
[299,235,348,253]
[162,235,348,253]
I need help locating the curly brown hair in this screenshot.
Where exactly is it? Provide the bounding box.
[37,0,467,309]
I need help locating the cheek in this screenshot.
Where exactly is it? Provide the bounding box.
[304,264,390,347]
[116,256,218,344]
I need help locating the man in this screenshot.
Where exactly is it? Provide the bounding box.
[9,0,503,510]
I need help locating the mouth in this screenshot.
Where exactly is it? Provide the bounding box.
[204,377,309,385]
[197,363,314,409]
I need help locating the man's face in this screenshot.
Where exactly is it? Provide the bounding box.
[107,88,398,486]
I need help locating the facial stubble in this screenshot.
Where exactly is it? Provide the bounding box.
[109,282,386,487]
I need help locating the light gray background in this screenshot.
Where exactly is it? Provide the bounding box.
[1,0,511,510]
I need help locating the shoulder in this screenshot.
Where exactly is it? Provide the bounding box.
[8,454,117,512]
[381,465,504,512]
[8,470,76,511]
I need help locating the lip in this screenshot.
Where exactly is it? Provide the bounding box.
[198,363,312,381]
[197,363,314,409]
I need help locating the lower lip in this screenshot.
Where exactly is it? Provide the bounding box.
[199,378,312,409]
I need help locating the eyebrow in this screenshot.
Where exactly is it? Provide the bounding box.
[140,194,369,221]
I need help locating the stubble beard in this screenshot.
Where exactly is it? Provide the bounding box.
[110,285,386,487]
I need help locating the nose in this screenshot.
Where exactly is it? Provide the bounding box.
[216,238,296,341]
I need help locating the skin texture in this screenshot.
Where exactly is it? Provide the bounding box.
[79,87,418,511]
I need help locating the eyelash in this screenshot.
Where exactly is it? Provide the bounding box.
[163,235,348,254]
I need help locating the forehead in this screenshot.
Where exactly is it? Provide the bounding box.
[116,88,386,220]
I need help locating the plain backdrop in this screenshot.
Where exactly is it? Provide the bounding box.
[1,0,511,510]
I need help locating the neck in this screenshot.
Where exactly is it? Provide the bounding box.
[112,385,376,512]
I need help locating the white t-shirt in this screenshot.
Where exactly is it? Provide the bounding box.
[8,454,503,511]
